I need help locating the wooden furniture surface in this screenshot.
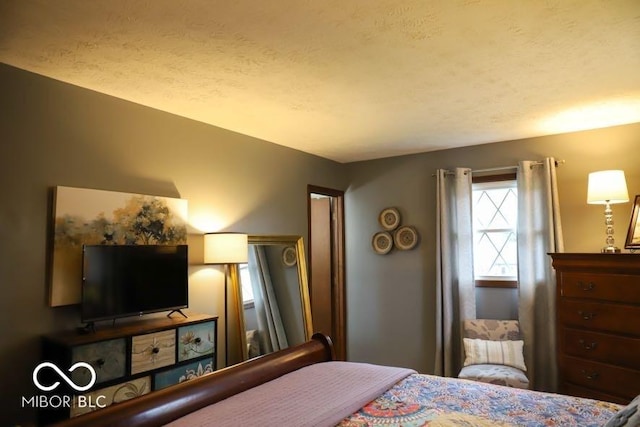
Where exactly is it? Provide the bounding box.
[551,253,640,404]
[48,333,335,427]
[40,313,218,424]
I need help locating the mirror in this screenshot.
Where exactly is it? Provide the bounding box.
[234,235,313,361]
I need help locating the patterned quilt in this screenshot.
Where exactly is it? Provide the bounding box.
[337,373,622,426]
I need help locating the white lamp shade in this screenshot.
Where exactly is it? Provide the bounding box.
[204,232,248,264]
[587,170,629,204]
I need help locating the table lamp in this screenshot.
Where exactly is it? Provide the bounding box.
[587,170,629,253]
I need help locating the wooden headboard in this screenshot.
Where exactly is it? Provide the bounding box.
[50,333,335,427]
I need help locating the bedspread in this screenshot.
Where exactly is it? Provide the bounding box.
[166,361,415,427]
[338,373,622,427]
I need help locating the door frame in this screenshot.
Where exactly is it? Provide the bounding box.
[307,185,346,360]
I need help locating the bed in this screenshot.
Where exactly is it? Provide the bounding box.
[49,333,637,427]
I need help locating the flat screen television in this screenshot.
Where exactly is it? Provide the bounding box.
[81,244,189,323]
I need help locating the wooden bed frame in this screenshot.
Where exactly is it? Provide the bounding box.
[50,333,335,427]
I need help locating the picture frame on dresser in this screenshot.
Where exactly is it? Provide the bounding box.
[625,195,640,249]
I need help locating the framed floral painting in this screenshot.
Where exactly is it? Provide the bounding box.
[49,186,188,307]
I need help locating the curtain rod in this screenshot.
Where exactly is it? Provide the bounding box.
[434,159,564,177]
[472,165,518,174]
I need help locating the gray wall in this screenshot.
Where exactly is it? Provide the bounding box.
[345,124,640,373]
[0,64,347,425]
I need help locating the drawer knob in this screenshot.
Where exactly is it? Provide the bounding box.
[577,281,595,291]
[152,347,160,354]
[194,337,202,344]
[578,310,596,320]
[95,358,106,368]
[581,370,599,381]
[578,339,598,351]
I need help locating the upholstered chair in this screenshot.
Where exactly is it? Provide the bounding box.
[458,319,530,389]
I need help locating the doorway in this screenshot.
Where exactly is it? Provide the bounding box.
[307,185,346,360]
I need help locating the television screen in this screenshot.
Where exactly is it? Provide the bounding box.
[81,244,188,323]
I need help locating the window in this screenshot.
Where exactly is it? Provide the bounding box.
[239,263,255,306]
[472,174,518,288]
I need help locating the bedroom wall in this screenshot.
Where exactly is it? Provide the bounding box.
[0,63,347,426]
[344,122,640,374]
[3,60,639,425]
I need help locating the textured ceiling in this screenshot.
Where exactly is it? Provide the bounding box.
[1,1,639,163]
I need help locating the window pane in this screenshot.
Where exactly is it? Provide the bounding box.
[239,264,254,302]
[473,188,517,229]
[474,231,517,277]
[472,181,518,281]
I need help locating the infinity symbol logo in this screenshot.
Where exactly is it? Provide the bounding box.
[33,362,97,392]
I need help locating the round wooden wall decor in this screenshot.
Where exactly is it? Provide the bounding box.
[394,226,419,250]
[372,231,394,254]
[378,207,401,230]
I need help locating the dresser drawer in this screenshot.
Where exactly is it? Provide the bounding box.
[71,376,150,418]
[562,327,640,370]
[177,321,216,362]
[558,299,640,336]
[131,330,176,375]
[559,272,640,303]
[560,356,640,401]
[154,357,214,391]
[71,338,126,385]
[561,383,629,405]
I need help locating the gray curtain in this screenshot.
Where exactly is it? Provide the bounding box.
[435,167,476,377]
[248,246,288,353]
[517,157,564,392]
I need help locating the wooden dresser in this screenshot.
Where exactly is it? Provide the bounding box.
[39,313,218,424]
[551,253,640,404]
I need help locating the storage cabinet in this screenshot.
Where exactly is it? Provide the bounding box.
[40,313,217,424]
[551,253,640,404]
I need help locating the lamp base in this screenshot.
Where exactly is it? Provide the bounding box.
[601,246,621,253]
